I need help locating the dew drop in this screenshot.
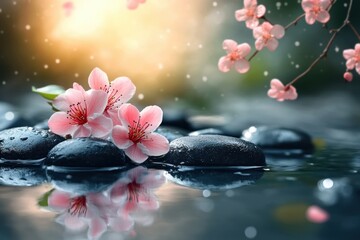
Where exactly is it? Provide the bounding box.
[334,46,339,52]
[20,137,28,141]
[138,93,144,100]
[4,112,14,121]
[294,41,300,47]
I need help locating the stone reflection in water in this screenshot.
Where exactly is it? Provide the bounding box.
[40,166,166,239]
[164,167,263,190]
[265,156,305,172]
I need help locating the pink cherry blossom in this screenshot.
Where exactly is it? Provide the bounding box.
[267,79,298,101]
[88,67,136,125]
[62,1,74,16]
[109,166,165,214]
[306,205,329,223]
[343,72,353,82]
[127,0,146,10]
[112,104,170,163]
[253,22,285,51]
[302,0,331,25]
[343,44,360,74]
[48,190,109,239]
[218,40,251,73]
[235,0,266,29]
[48,87,113,138]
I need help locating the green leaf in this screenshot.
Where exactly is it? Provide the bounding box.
[37,188,55,208]
[32,85,65,101]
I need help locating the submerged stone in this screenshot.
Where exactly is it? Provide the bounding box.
[0,127,64,161]
[45,138,127,168]
[155,135,265,167]
[47,168,128,194]
[165,167,263,190]
[242,126,314,155]
[188,128,225,136]
[0,166,47,186]
[155,126,187,142]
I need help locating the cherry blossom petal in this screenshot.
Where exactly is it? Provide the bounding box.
[223,39,238,53]
[271,25,285,39]
[88,218,107,240]
[85,90,108,117]
[109,216,134,232]
[73,124,92,138]
[245,19,259,29]
[316,11,330,23]
[118,103,140,127]
[343,72,353,82]
[253,26,263,39]
[355,43,360,52]
[244,0,256,8]
[255,38,265,51]
[138,133,170,156]
[88,114,113,138]
[139,105,163,132]
[238,43,251,56]
[112,125,134,149]
[267,89,279,98]
[270,79,285,90]
[73,82,86,93]
[343,49,355,60]
[301,1,314,11]
[234,59,250,73]
[319,0,331,9]
[235,9,248,22]
[88,67,109,91]
[48,112,77,137]
[124,144,148,164]
[218,57,233,72]
[283,86,298,100]
[256,5,266,17]
[266,38,279,51]
[346,59,356,70]
[305,13,316,25]
[110,76,136,105]
[106,109,122,126]
[48,191,71,209]
[63,215,87,231]
[53,88,84,111]
[356,63,360,75]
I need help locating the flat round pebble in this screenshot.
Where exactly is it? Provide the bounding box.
[0,127,64,161]
[156,135,265,167]
[242,126,314,155]
[165,167,263,190]
[45,138,127,168]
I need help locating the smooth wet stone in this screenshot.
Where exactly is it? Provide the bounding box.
[0,127,64,161]
[156,135,265,167]
[45,138,127,168]
[188,128,225,136]
[242,126,314,155]
[0,166,47,186]
[0,102,23,131]
[165,167,263,190]
[155,126,187,142]
[46,168,127,194]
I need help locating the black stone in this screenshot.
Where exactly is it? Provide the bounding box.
[189,128,225,136]
[46,168,128,194]
[165,167,263,190]
[0,127,64,161]
[155,135,265,167]
[0,166,47,186]
[242,126,314,155]
[45,137,127,168]
[155,126,187,142]
[162,109,193,130]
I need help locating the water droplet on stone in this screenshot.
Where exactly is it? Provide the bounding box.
[20,137,28,141]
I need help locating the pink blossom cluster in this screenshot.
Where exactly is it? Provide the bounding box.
[127,0,146,10]
[342,43,360,82]
[218,0,337,102]
[46,167,165,240]
[48,67,169,163]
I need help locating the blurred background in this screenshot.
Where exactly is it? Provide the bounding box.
[0,0,359,112]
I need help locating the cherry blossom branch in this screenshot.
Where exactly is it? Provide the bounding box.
[285,13,305,30]
[248,50,259,62]
[348,22,360,41]
[286,0,353,87]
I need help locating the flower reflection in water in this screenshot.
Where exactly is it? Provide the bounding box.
[43,166,166,239]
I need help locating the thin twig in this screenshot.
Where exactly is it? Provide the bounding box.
[286,0,353,87]
[248,50,259,62]
[285,13,305,30]
[348,21,360,41]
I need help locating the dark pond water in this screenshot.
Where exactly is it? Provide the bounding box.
[1,93,360,240]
